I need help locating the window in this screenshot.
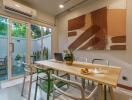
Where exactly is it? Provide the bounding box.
[31,24,52,62]
[0,16,8,36]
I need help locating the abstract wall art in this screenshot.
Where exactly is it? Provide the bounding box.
[68,0,127,50]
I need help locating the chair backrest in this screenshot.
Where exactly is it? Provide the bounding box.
[52,74,98,100]
[75,57,88,62]
[22,62,30,68]
[22,62,33,73]
[0,56,7,65]
[92,59,109,66]
[52,74,85,100]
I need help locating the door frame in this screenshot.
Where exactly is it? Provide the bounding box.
[8,18,30,80]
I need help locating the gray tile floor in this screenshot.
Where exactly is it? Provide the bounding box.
[0,81,79,100]
[0,77,131,100]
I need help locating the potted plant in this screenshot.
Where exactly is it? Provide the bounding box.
[15,54,22,61]
[64,49,74,65]
[15,54,22,67]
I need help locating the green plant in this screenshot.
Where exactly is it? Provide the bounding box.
[0,16,8,36]
[36,51,40,60]
[64,50,74,61]
[12,22,26,38]
[31,24,41,39]
[43,47,48,60]
[15,54,22,60]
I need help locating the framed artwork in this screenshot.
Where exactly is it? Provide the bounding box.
[68,0,127,50]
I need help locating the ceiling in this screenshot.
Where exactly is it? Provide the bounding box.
[18,0,87,16]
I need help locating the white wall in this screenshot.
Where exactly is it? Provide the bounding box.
[57,0,132,87]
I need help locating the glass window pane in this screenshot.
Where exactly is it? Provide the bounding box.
[0,16,8,36]
[0,16,8,81]
[11,21,26,77]
[42,27,52,36]
[31,24,41,39]
[12,21,26,38]
[30,24,52,62]
[31,24,42,62]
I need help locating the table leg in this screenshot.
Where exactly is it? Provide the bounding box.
[34,69,39,100]
[28,74,33,100]
[21,73,26,96]
[47,71,51,100]
[81,78,85,88]
[109,87,115,100]
[104,85,107,100]
[98,84,104,100]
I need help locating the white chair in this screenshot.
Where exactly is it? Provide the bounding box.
[75,57,88,62]
[21,54,44,100]
[21,63,46,100]
[74,57,89,88]
[21,63,36,100]
[92,59,109,66]
[52,74,98,100]
[91,58,109,100]
[91,58,109,86]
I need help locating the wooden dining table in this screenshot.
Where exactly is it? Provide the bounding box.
[35,59,121,100]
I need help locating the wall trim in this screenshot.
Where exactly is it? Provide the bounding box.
[118,84,132,91]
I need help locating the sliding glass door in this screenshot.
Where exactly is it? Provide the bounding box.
[0,15,52,81]
[31,24,42,62]
[0,15,28,80]
[11,20,26,77]
[0,16,8,81]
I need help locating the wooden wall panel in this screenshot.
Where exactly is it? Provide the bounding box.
[111,36,126,43]
[68,15,85,31]
[68,31,77,37]
[68,6,126,50]
[110,45,126,50]
[91,7,107,50]
[107,9,126,37]
[79,37,100,50]
[68,25,100,50]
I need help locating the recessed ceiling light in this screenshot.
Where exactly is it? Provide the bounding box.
[59,4,64,8]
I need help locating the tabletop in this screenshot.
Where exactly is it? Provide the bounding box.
[35,60,121,88]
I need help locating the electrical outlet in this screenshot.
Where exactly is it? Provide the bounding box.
[122,76,128,81]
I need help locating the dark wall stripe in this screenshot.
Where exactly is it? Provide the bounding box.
[68,15,85,31]
[68,31,77,37]
[91,7,107,50]
[118,84,132,91]
[110,45,126,50]
[111,36,126,43]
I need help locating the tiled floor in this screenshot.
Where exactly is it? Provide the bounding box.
[0,77,131,100]
[0,81,76,100]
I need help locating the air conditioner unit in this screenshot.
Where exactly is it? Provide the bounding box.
[3,0,37,18]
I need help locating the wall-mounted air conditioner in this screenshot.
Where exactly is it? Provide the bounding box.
[3,0,37,18]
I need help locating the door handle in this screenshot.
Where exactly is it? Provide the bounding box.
[10,43,14,53]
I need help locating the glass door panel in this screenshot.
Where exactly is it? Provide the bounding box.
[11,20,26,77]
[0,16,8,81]
[30,24,52,63]
[41,27,52,60]
[31,24,42,62]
